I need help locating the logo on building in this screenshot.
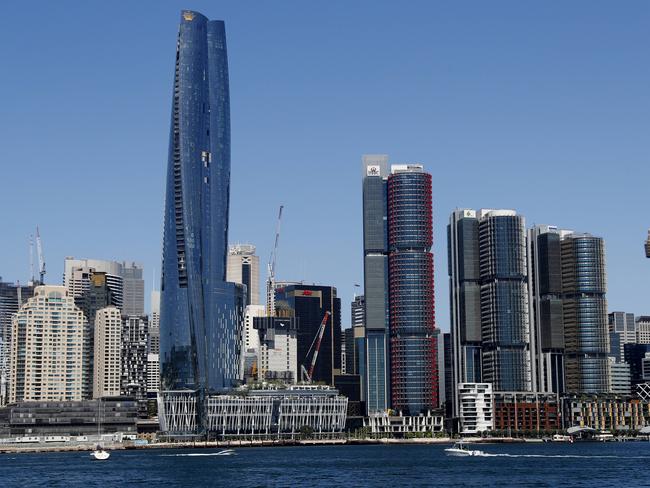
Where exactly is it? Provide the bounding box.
[367,165,381,177]
[183,11,195,21]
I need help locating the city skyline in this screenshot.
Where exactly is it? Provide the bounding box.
[2,1,650,331]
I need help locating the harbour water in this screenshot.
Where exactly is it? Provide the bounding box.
[2,442,650,487]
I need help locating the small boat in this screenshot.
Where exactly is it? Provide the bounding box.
[444,442,485,456]
[551,434,573,443]
[90,445,110,460]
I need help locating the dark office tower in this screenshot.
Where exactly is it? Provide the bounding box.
[160,11,245,395]
[624,343,650,385]
[478,210,531,392]
[0,281,34,406]
[442,333,453,417]
[361,155,390,413]
[275,285,341,385]
[528,225,569,395]
[76,272,118,399]
[343,328,357,375]
[645,230,650,258]
[121,316,149,405]
[561,234,609,394]
[122,262,145,317]
[387,164,437,414]
[448,209,482,418]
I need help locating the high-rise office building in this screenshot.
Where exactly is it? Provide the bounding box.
[160,11,245,397]
[637,316,650,344]
[241,304,264,383]
[342,328,357,375]
[10,286,85,402]
[350,295,365,388]
[608,357,631,395]
[253,316,299,383]
[527,225,571,394]
[449,209,531,418]
[147,291,160,394]
[645,229,650,258]
[624,343,650,385]
[149,290,160,354]
[387,164,437,414]
[64,258,124,310]
[608,312,637,362]
[478,209,531,392]
[76,272,118,399]
[351,295,365,329]
[275,284,341,385]
[442,332,453,417]
[226,244,260,306]
[121,316,149,402]
[0,281,34,406]
[448,209,482,418]
[361,154,389,413]
[561,234,609,393]
[93,307,122,398]
[122,262,145,317]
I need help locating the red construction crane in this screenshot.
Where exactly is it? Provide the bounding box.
[301,311,331,383]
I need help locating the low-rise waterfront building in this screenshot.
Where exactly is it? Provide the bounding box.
[363,411,444,435]
[562,395,650,431]
[493,391,561,433]
[158,385,347,438]
[0,398,138,436]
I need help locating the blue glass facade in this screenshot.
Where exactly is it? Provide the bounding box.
[478,212,531,392]
[160,11,244,397]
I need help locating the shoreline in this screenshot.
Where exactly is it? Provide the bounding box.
[2,435,647,454]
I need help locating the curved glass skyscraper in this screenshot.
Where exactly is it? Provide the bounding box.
[561,234,609,393]
[160,11,244,396]
[387,164,437,415]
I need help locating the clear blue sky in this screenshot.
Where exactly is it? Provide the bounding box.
[1,1,649,330]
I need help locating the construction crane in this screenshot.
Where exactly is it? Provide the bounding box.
[300,311,331,383]
[266,205,284,315]
[36,226,45,284]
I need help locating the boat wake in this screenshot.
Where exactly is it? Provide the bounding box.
[162,450,236,457]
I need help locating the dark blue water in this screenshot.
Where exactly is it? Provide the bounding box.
[2,442,650,487]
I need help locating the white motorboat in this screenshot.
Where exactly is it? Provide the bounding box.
[551,434,573,443]
[444,442,485,457]
[90,446,110,460]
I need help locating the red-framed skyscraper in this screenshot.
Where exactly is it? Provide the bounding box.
[387,165,438,414]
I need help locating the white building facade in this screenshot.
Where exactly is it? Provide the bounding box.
[458,383,494,435]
